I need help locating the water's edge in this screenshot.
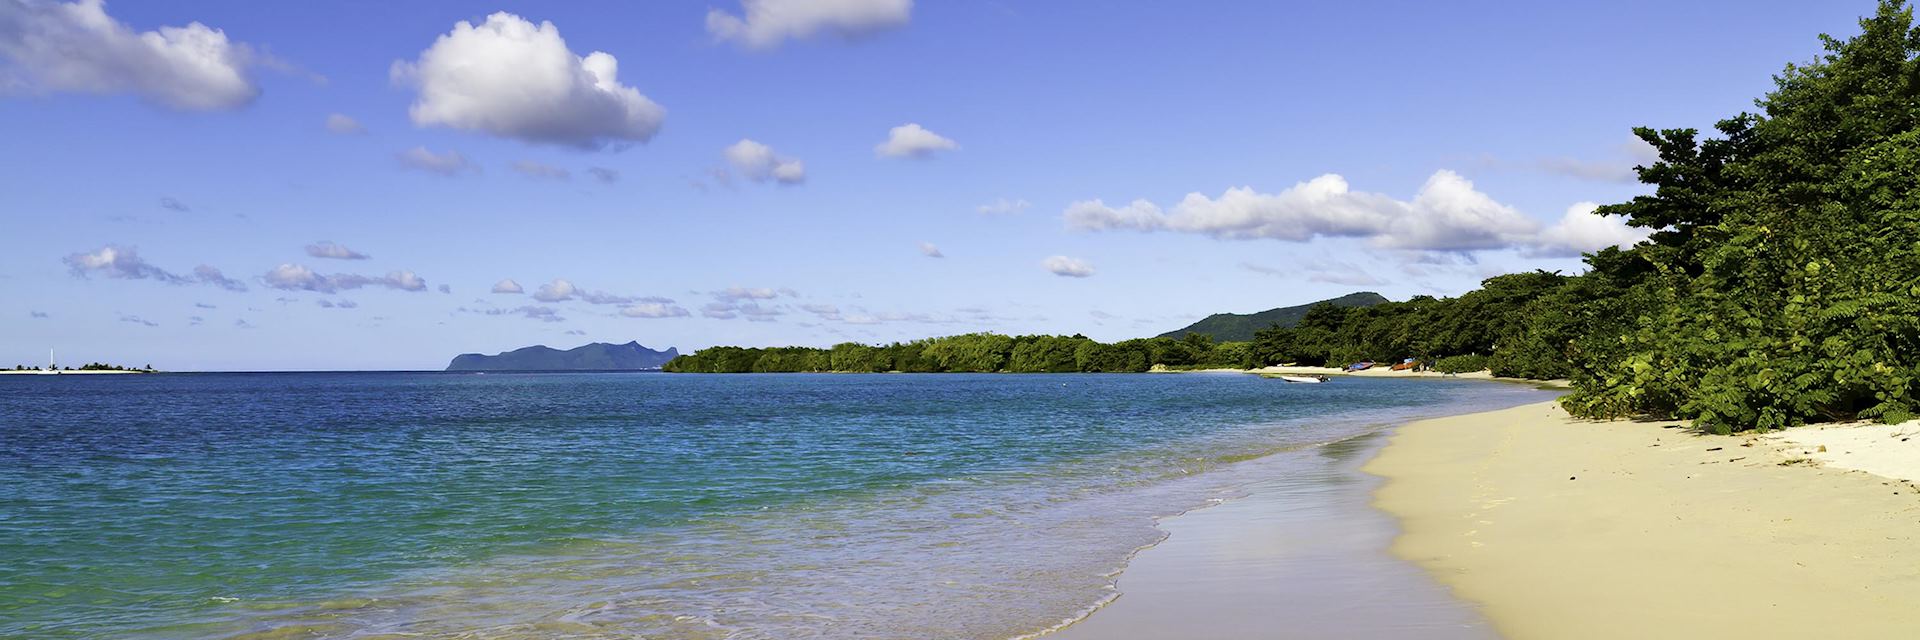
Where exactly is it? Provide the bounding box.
[1030,382,1562,639]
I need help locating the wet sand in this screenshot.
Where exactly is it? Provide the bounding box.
[1046,432,1495,639]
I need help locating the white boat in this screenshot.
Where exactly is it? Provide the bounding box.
[1277,374,1328,383]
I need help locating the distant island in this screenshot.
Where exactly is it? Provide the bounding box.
[1156,292,1388,342]
[3,362,155,375]
[446,341,679,372]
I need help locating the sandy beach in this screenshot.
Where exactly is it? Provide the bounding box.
[1367,402,1920,638]
[1044,431,1498,640]
[1251,365,1501,380]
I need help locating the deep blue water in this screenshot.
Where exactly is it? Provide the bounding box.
[0,372,1554,638]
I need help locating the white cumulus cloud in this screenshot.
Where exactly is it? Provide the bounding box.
[918,241,943,258]
[706,0,911,49]
[491,278,523,294]
[874,123,956,158]
[392,12,665,149]
[0,0,263,110]
[1530,202,1649,257]
[1065,170,1540,253]
[723,138,805,184]
[531,278,578,302]
[1042,255,1094,278]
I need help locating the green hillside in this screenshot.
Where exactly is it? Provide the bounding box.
[447,341,678,371]
[1155,292,1389,342]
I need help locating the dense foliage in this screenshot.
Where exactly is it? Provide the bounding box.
[1434,355,1491,375]
[1246,270,1571,373]
[1553,1,1920,432]
[664,332,1258,373]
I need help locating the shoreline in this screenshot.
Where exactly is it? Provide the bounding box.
[1041,427,1497,639]
[1366,402,1920,638]
[1040,381,1557,639]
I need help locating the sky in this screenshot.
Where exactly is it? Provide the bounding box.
[0,0,1877,371]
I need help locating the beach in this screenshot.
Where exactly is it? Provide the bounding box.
[1052,399,1920,639]
[1045,431,1497,640]
[1251,365,1495,380]
[1366,402,1920,638]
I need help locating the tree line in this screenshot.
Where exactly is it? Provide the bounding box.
[668,269,1569,378]
[665,332,1257,374]
[675,3,1920,433]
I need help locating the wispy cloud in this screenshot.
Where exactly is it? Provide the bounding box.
[397,146,476,176]
[621,303,691,318]
[325,113,366,134]
[919,241,944,258]
[707,0,911,49]
[262,264,427,294]
[64,245,246,291]
[528,278,672,305]
[977,197,1030,215]
[192,265,248,292]
[510,160,571,181]
[304,241,370,260]
[461,304,564,323]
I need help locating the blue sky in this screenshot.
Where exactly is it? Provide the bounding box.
[0,0,1873,370]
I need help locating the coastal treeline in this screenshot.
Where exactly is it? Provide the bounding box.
[675,3,1920,432]
[1553,1,1920,431]
[1266,1,1920,431]
[1248,270,1572,378]
[664,333,1256,373]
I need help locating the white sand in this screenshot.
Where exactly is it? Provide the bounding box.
[1368,402,1920,639]
[1770,420,1920,483]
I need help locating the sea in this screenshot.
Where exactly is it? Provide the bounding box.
[0,372,1555,639]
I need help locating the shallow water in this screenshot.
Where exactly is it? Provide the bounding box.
[0,372,1553,638]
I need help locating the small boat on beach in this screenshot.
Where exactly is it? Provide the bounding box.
[1278,375,1329,383]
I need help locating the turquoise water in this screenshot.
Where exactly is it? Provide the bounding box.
[0,372,1553,638]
